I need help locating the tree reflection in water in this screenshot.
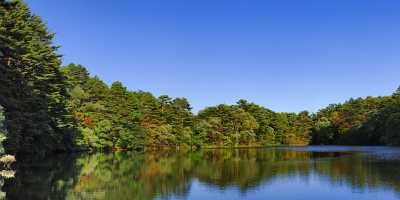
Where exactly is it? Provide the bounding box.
[2,147,400,200]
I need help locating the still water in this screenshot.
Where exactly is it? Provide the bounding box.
[3,146,400,200]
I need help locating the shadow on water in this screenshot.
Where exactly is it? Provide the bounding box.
[2,154,81,200]
[2,147,400,200]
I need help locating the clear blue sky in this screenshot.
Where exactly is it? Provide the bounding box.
[25,0,400,113]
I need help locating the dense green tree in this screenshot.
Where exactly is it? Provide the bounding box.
[165,97,193,146]
[311,94,398,146]
[0,0,76,156]
[371,90,400,145]
[311,117,335,145]
[107,82,143,149]
[294,111,313,143]
[2,0,400,157]
[61,63,89,88]
[196,105,258,146]
[236,99,275,144]
[62,68,111,150]
[270,113,288,145]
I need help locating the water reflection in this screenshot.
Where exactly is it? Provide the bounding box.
[3,147,400,200]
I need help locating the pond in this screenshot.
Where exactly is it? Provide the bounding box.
[2,146,400,200]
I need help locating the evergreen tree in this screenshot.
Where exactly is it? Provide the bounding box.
[0,0,76,156]
[3,0,400,157]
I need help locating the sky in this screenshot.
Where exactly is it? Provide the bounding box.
[25,0,400,113]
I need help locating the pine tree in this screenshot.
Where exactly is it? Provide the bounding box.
[0,0,76,156]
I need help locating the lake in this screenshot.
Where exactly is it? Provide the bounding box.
[2,146,400,200]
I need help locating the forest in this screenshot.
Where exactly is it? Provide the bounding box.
[0,0,400,157]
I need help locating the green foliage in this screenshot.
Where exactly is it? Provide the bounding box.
[374,93,400,146]
[0,0,76,156]
[0,106,6,154]
[2,0,400,158]
[0,106,5,135]
[196,104,259,146]
[61,63,89,87]
[311,117,335,145]
[59,65,400,149]
[383,113,400,145]
[237,99,275,144]
[311,94,400,146]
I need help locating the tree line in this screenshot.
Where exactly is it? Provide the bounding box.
[311,91,400,146]
[0,0,399,157]
[61,64,314,151]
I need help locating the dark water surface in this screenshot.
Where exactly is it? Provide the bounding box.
[3,146,400,200]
